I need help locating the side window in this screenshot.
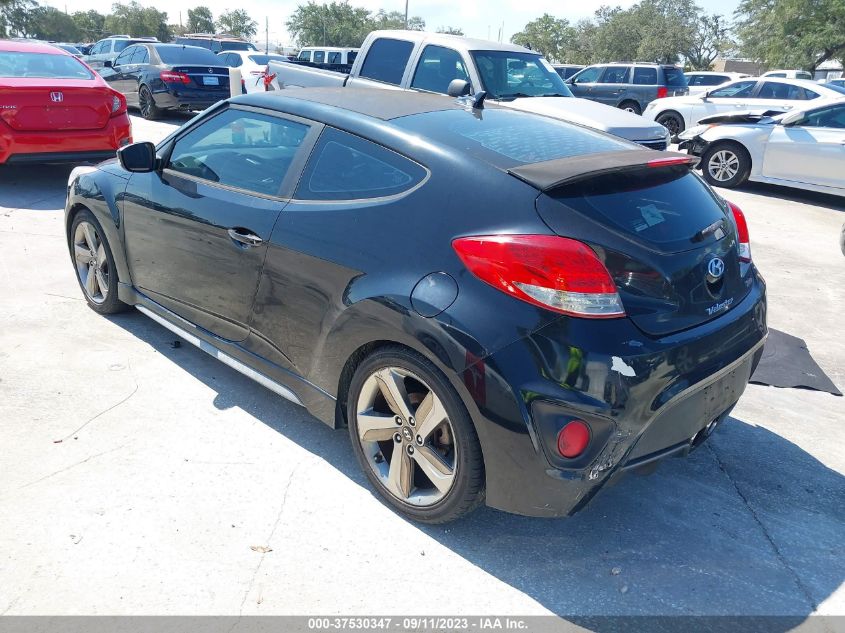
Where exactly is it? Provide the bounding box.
[708,80,756,98]
[347,51,357,64]
[411,45,469,94]
[601,66,630,84]
[101,41,112,54]
[167,108,310,197]
[803,104,845,128]
[633,67,658,85]
[359,38,414,85]
[804,87,820,99]
[327,51,341,64]
[314,50,325,63]
[298,50,311,61]
[705,75,729,85]
[113,47,134,65]
[130,47,147,64]
[296,127,427,201]
[571,66,602,84]
[90,42,103,55]
[767,72,786,78]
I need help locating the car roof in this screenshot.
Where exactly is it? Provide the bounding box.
[238,87,469,121]
[0,39,71,54]
[299,46,357,52]
[369,30,533,54]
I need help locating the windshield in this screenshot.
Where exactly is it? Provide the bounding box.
[0,51,93,79]
[471,50,572,100]
[156,45,222,65]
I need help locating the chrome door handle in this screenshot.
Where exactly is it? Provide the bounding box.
[227,227,263,247]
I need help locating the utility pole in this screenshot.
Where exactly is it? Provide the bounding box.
[265,16,269,53]
[404,0,408,29]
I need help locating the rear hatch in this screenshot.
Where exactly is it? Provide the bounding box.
[170,65,230,90]
[662,66,688,96]
[0,80,115,131]
[521,154,751,337]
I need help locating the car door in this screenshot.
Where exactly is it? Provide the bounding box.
[123,46,148,106]
[108,46,137,95]
[566,65,603,99]
[746,79,808,113]
[121,105,322,342]
[591,65,631,106]
[87,40,110,68]
[695,79,759,122]
[761,102,845,190]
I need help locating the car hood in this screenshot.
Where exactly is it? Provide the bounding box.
[499,97,669,143]
[697,109,785,125]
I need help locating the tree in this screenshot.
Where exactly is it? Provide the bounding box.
[186,6,214,33]
[736,0,845,72]
[370,9,424,30]
[72,10,106,40]
[28,6,82,41]
[685,13,733,70]
[511,14,574,62]
[436,26,463,36]
[105,2,171,41]
[286,1,372,47]
[0,0,35,37]
[216,9,257,38]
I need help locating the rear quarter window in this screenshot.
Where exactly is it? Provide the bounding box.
[662,67,687,87]
[633,67,658,85]
[296,127,427,201]
[359,38,414,85]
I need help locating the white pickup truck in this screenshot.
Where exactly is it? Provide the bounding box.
[268,30,671,149]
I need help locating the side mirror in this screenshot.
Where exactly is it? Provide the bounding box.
[104,60,113,68]
[118,142,157,173]
[781,111,805,127]
[447,79,471,97]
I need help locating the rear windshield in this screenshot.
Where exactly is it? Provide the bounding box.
[662,66,687,87]
[553,169,727,250]
[156,46,221,65]
[248,54,289,65]
[0,51,93,79]
[222,41,255,51]
[396,108,631,167]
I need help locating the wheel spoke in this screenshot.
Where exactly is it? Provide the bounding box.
[374,368,413,422]
[413,447,454,494]
[85,264,98,296]
[96,243,107,267]
[414,391,448,442]
[95,270,108,297]
[357,409,399,442]
[387,446,413,499]
[74,244,91,265]
[82,224,98,253]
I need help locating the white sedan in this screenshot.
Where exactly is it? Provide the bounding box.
[216,50,291,93]
[644,77,845,138]
[677,98,845,196]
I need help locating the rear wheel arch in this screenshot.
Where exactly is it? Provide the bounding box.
[618,99,642,115]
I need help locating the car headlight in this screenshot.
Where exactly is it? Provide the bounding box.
[677,124,714,140]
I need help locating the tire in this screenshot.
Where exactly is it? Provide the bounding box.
[138,85,161,121]
[69,209,128,315]
[656,111,685,139]
[347,346,485,524]
[700,142,751,189]
[619,100,642,115]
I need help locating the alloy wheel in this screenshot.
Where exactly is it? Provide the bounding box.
[139,88,153,119]
[73,221,109,304]
[707,149,740,183]
[658,114,682,138]
[355,367,457,506]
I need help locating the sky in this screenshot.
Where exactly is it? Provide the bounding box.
[45,0,742,48]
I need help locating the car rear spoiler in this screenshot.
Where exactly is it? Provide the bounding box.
[507,149,698,191]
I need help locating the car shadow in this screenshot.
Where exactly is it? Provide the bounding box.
[0,164,75,211]
[717,181,845,212]
[107,309,844,625]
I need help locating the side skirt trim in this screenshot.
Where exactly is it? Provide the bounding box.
[136,304,304,408]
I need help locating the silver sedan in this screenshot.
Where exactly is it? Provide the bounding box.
[678,98,845,197]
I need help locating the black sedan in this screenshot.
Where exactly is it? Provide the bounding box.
[65,89,767,523]
[100,43,229,120]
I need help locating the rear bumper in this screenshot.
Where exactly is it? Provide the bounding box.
[470,270,767,517]
[0,114,132,165]
[153,87,229,112]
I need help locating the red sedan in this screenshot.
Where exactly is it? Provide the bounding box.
[0,40,132,164]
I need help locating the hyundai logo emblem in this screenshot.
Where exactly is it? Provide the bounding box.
[50,91,63,103]
[707,257,725,280]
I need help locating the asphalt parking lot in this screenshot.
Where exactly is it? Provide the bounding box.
[1,113,843,621]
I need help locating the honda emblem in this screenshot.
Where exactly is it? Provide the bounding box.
[50,91,64,103]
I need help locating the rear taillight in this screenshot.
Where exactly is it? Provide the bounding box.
[657,86,668,99]
[452,235,625,318]
[109,91,126,117]
[160,70,190,84]
[728,202,751,263]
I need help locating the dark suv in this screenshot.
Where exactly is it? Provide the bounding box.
[566,63,688,114]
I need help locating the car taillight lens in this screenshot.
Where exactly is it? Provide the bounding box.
[452,235,625,318]
[557,420,591,458]
[109,91,126,116]
[728,201,751,263]
[160,70,190,84]
[657,86,668,99]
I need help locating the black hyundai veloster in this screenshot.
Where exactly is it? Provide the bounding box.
[65,88,767,523]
